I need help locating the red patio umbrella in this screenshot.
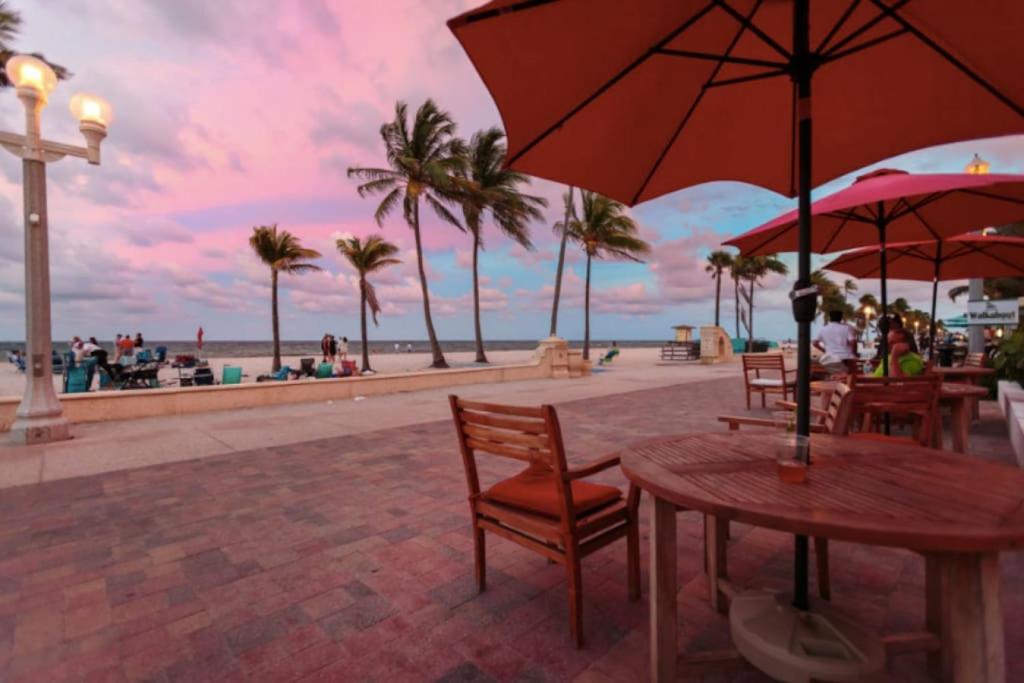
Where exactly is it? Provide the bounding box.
[822,234,1024,349]
[725,169,1024,372]
[449,0,1024,619]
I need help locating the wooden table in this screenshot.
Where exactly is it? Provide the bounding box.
[621,433,1024,683]
[931,366,994,419]
[810,380,987,453]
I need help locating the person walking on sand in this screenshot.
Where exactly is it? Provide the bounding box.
[328,334,338,363]
[320,334,330,362]
[113,334,123,363]
[338,336,349,361]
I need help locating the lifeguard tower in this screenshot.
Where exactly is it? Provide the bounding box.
[660,325,700,361]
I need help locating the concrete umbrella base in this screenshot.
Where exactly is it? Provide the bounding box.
[730,591,885,683]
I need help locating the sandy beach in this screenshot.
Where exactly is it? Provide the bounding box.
[0,343,642,397]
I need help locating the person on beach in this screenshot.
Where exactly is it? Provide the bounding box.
[328,335,338,363]
[394,342,400,353]
[320,334,330,362]
[406,343,413,353]
[120,334,135,359]
[113,334,123,362]
[338,336,349,361]
[134,332,144,348]
[71,336,85,362]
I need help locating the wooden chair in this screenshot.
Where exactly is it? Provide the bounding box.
[965,351,987,368]
[847,374,942,447]
[741,353,797,409]
[449,396,640,647]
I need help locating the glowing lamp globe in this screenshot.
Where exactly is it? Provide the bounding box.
[965,153,990,175]
[4,54,57,99]
[69,93,113,127]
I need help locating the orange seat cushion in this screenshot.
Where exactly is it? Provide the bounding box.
[483,466,622,518]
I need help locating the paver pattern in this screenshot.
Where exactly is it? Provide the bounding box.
[0,378,1020,682]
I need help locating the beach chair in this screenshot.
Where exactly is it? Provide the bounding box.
[449,396,640,648]
[341,360,357,376]
[15,355,25,372]
[154,346,168,363]
[300,357,316,377]
[221,366,243,385]
[741,353,797,410]
[597,348,619,366]
[256,366,292,382]
[63,359,96,394]
[315,362,333,379]
[193,367,215,386]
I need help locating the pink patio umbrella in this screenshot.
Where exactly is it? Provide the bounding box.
[449,0,1024,620]
[725,169,1024,372]
[822,234,1024,350]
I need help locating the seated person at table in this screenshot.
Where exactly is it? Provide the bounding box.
[813,310,857,375]
[874,315,925,376]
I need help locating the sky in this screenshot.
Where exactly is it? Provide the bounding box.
[0,1,1022,344]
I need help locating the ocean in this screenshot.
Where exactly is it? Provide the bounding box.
[4,339,667,358]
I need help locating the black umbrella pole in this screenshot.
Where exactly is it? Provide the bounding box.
[929,245,942,357]
[791,0,812,613]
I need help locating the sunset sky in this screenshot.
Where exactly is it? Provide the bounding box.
[0,1,1022,343]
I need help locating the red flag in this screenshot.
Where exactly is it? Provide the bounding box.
[197,326,204,351]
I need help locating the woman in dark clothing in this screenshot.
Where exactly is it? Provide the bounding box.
[134,332,144,348]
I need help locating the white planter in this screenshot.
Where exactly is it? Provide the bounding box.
[1009,401,1024,468]
[998,380,1024,417]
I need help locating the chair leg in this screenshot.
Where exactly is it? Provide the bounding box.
[814,537,831,601]
[760,391,766,408]
[627,515,641,602]
[566,546,584,648]
[746,388,751,410]
[473,524,486,592]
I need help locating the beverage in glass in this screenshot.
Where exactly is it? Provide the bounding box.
[776,433,809,483]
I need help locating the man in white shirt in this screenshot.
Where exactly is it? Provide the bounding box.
[813,310,858,375]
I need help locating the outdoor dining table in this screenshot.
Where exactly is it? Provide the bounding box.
[621,432,1024,683]
[931,365,995,419]
[810,379,988,453]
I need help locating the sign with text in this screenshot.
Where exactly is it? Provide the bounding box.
[967,299,1018,326]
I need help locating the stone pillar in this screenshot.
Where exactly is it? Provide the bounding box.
[536,336,571,379]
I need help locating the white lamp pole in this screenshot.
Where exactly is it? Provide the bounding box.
[3,55,111,445]
[964,154,990,356]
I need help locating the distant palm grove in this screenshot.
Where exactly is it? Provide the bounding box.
[247,99,654,367]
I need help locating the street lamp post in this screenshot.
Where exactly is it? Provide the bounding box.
[964,153,990,357]
[3,55,111,445]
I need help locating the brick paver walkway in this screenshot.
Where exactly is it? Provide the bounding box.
[0,378,1020,682]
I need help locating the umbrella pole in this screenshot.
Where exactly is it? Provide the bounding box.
[929,243,943,357]
[877,214,889,377]
[791,0,813,613]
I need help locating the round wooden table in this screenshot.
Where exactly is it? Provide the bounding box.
[810,380,988,453]
[621,432,1024,683]
[931,366,995,419]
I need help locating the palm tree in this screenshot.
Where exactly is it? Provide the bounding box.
[566,191,650,360]
[458,127,546,363]
[347,99,465,368]
[549,187,576,337]
[249,224,322,372]
[337,235,401,373]
[739,255,788,351]
[705,250,734,328]
[729,255,748,339]
[812,270,844,321]
[842,278,858,303]
[0,2,70,87]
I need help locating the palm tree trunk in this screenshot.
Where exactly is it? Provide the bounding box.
[411,201,447,368]
[583,252,592,361]
[472,232,487,363]
[734,277,740,339]
[713,270,722,327]
[271,269,281,372]
[747,278,755,352]
[549,186,574,337]
[360,276,371,373]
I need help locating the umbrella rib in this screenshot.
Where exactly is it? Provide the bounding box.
[868,0,1024,117]
[816,0,862,54]
[958,187,1024,206]
[710,0,792,59]
[629,0,766,205]
[656,49,786,69]
[820,214,851,253]
[893,191,949,220]
[505,2,717,167]
[906,205,942,241]
[822,27,910,64]
[705,68,789,89]
[955,242,1024,276]
[821,0,911,58]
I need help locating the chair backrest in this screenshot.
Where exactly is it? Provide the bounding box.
[300,358,315,374]
[316,362,333,378]
[154,346,168,362]
[222,366,242,385]
[193,367,215,385]
[742,353,785,378]
[274,366,291,380]
[64,366,90,393]
[819,383,855,435]
[449,396,574,517]
[848,374,941,445]
[965,352,986,368]
[136,349,153,363]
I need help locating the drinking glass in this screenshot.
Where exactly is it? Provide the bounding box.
[775,433,810,484]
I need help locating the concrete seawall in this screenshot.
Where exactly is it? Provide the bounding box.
[0,343,589,431]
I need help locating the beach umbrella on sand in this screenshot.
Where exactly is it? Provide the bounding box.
[448,0,1024,659]
[823,234,1024,351]
[726,169,1024,373]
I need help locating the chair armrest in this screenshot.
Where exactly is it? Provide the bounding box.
[718,416,825,432]
[563,453,621,481]
[774,400,797,410]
